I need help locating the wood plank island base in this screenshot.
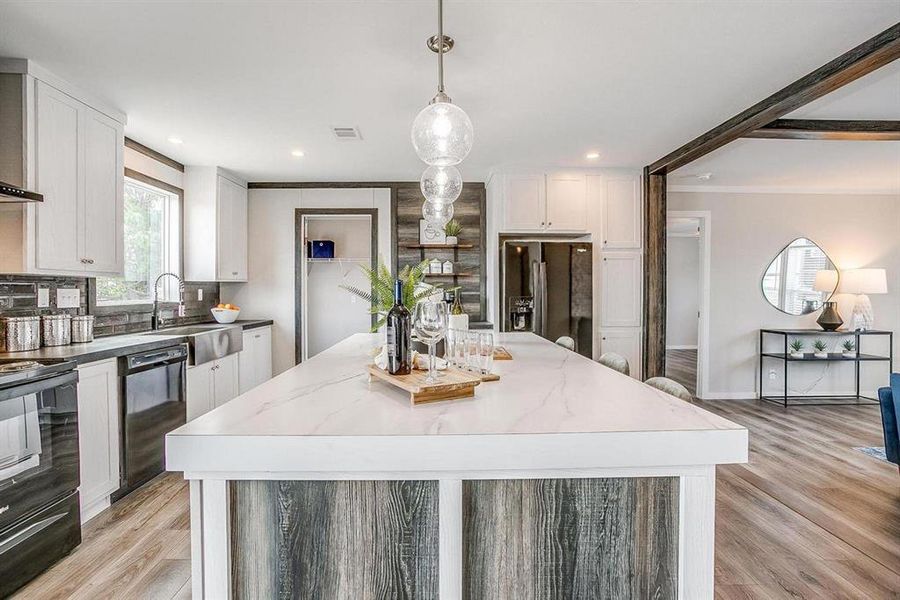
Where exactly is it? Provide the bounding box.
[166,333,748,599]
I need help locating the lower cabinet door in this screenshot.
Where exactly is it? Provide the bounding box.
[599,328,642,379]
[76,359,120,522]
[186,363,214,421]
[213,353,240,408]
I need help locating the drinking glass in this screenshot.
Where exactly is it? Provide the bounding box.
[465,331,481,372]
[413,301,448,383]
[453,330,466,368]
[478,332,494,375]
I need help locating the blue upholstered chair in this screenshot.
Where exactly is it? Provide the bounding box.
[876,373,900,474]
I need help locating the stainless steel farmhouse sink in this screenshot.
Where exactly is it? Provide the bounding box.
[146,324,242,365]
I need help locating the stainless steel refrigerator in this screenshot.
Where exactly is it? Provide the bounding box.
[501,240,593,358]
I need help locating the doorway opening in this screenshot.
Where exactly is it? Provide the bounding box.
[665,211,710,398]
[295,209,378,363]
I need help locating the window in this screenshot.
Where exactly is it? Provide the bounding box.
[96,177,180,305]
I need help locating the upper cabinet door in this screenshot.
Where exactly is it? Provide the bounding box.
[216,176,248,281]
[545,173,587,232]
[81,107,124,275]
[601,252,642,327]
[34,81,81,272]
[601,175,641,249]
[502,174,546,231]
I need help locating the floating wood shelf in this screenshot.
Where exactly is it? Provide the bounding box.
[401,243,474,249]
[423,272,475,278]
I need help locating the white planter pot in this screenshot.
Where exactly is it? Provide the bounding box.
[445,236,458,245]
[814,352,828,359]
[842,351,857,358]
[790,352,805,359]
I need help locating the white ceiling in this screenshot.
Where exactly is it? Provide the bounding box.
[0,1,897,186]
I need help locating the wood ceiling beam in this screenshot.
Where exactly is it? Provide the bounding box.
[744,119,900,140]
[648,22,900,175]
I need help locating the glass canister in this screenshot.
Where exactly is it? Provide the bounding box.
[41,314,72,346]
[71,315,95,343]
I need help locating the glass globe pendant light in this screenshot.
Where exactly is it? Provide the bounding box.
[422,200,454,226]
[411,0,474,167]
[420,164,462,204]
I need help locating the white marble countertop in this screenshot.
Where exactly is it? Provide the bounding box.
[166,333,748,477]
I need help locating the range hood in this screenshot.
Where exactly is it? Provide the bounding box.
[0,181,43,203]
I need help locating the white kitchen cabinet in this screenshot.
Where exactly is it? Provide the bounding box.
[601,174,641,249]
[239,326,273,394]
[212,353,240,408]
[184,166,249,282]
[186,362,214,421]
[500,172,587,233]
[502,174,546,231]
[0,63,125,276]
[601,252,642,327]
[545,173,587,232]
[186,353,241,420]
[34,82,81,272]
[599,328,642,379]
[76,359,120,523]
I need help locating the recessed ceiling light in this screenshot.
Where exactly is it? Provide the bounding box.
[291,150,305,157]
[585,152,600,159]
[167,136,183,145]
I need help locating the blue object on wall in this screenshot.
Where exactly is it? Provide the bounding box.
[308,240,335,259]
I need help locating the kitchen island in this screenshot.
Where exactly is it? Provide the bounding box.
[166,332,747,599]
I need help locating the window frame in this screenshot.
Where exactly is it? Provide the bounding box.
[88,168,184,313]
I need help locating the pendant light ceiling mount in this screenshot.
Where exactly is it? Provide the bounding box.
[427,34,454,54]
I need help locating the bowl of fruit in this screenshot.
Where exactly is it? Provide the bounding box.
[211,303,241,324]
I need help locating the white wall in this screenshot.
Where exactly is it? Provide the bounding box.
[669,191,900,399]
[221,187,391,376]
[666,235,699,348]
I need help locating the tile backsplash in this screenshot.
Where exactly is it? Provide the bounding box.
[0,274,220,337]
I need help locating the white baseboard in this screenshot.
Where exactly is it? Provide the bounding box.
[80,495,111,524]
[701,392,757,400]
[666,345,698,350]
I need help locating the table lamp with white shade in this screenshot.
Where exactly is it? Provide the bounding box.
[840,268,887,331]
[813,269,842,330]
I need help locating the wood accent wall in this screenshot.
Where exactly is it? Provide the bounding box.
[393,182,487,322]
[463,477,679,599]
[230,480,439,599]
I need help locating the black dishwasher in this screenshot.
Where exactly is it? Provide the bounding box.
[115,344,187,500]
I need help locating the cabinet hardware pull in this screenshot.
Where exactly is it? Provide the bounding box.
[548,222,552,226]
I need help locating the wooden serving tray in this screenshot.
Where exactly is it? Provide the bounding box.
[367,365,482,405]
[493,346,513,360]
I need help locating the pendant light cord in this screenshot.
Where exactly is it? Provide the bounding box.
[437,0,445,93]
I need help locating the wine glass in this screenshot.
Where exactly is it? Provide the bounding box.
[413,301,448,383]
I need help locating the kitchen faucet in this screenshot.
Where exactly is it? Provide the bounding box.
[151,272,186,330]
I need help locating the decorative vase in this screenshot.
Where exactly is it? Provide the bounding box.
[842,351,857,358]
[816,301,843,331]
[445,235,458,245]
[790,352,804,359]
[814,351,828,359]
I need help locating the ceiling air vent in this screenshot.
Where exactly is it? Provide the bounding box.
[332,126,362,141]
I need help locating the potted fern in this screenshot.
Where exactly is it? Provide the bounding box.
[813,339,828,359]
[444,219,462,245]
[842,339,857,358]
[340,258,441,331]
[789,339,804,359]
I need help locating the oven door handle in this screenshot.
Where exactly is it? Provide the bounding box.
[0,371,78,402]
[0,510,69,555]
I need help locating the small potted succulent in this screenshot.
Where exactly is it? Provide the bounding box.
[842,339,857,358]
[789,339,805,359]
[813,339,829,359]
[444,219,462,245]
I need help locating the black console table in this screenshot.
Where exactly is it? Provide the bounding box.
[759,329,893,407]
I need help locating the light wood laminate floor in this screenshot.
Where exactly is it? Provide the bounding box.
[13,402,900,599]
[666,348,698,396]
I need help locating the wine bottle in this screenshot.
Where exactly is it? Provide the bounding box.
[386,279,411,375]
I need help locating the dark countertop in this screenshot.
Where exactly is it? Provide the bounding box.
[0,319,274,365]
